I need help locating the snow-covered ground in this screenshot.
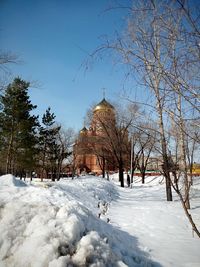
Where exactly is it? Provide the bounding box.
[0,174,199,267]
[109,175,200,267]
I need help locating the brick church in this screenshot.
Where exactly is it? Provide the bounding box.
[74,98,117,175]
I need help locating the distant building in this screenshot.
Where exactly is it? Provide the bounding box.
[73,98,117,175]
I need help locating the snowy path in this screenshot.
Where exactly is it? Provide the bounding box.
[108,181,200,267]
[0,175,199,267]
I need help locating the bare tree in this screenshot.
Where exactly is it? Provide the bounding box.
[56,127,75,180]
[89,0,200,236]
[95,103,138,187]
[136,125,157,183]
[185,121,200,184]
[0,51,20,92]
[129,131,142,183]
[92,0,174,200]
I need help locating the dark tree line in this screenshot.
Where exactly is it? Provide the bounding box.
[0,78,39,177]
[0,77,74,180]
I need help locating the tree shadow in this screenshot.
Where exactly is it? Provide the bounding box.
[85,213,163,267]
[190,205,200,210]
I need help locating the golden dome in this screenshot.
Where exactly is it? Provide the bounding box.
[94,98,114,112]
[80,126,88,134]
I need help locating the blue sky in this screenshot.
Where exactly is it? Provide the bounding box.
[0,0,131,130]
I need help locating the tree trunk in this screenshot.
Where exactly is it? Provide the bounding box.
[131,163,137,183]
[179,191,200,238]
[57,158,62,181]
[119,164,124,187]
[6,131,14,174]
[141,171,145,184]
[189,164,193,186]
[139,152,146,184]
[178,93,190,209]
[165,173,172,201]
[102,157,105,178]
[51,166,55,181]
[131,171,134,184]
[41,143,47,182]
[106,171,109,181]
[157,97,173,201]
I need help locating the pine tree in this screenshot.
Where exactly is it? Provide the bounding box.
[39,107,61,181]
[0,77,39,176]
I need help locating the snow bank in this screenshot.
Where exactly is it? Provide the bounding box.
[0,175,160,267]
[0,174,26,187]
[2,174,198,266]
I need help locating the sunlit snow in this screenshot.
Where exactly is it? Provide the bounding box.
[0,174,199,267]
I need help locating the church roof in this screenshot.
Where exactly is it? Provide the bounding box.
[80,126,88,134]
[93,98,114,112]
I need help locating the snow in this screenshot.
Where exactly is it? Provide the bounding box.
[109,175,200,267]
[0,174,199,267]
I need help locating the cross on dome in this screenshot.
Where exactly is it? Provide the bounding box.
[102,88,106,99]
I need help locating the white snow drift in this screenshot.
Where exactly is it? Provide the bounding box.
[0,174,199,267]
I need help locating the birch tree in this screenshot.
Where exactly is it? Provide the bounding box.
[89,0,200,236]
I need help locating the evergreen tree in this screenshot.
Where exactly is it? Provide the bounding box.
[0,77,39,175]
[39,107,61,181]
